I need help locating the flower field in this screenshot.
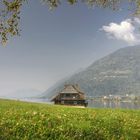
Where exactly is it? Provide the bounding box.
[0,99,140,140]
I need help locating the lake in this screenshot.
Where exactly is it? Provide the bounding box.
[88,100,140,109]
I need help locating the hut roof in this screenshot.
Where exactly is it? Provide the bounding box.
[51,84,85,101]
[60,84,84,94]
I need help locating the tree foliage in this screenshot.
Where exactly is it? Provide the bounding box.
[0,0,140,45]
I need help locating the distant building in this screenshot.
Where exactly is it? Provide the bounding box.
[51,84,88,107]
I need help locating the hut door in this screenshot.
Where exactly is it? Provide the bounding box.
[74,101,77,105]
[61,101,64,104]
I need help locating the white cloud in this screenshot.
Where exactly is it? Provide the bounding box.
[134,17,140,24]
[101,18,140,45]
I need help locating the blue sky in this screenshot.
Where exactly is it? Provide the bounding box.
[0,0,139,96]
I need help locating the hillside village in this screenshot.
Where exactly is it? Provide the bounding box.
[87,94,140,102]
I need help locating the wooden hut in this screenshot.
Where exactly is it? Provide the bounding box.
[51,84,88,107]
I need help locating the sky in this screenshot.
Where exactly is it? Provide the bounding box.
[0,0,140,96]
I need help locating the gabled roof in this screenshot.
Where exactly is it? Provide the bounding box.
[60,84,84,94]
[51,84,85,101]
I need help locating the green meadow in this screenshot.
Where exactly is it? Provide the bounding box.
[0,99,140,140]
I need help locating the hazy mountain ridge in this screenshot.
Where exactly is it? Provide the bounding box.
[4,89,42,99]
[42,46,140,99]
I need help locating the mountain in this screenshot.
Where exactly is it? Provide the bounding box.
[41,46,140,99]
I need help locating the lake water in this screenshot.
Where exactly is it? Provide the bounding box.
[88,100,140,109]
[20,98,140,109]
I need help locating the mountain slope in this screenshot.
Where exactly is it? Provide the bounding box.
[42,46,140,99]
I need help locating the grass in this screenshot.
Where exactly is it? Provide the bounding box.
[0,99,140,140]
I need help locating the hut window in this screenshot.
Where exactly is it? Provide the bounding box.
[73,95,79,98]
[66,94,70,97]
[76,95,79,98]
[74,101,77,105]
